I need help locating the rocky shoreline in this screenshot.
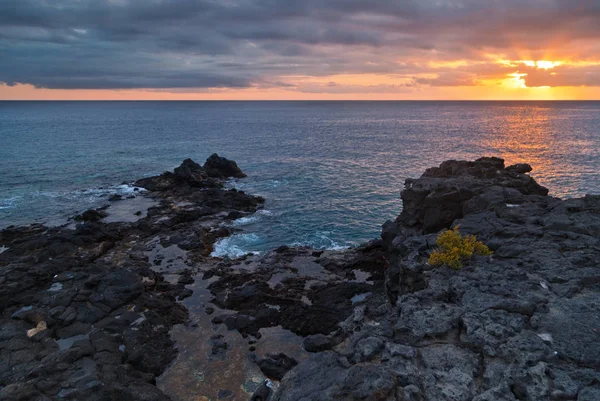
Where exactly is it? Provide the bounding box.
[2,156,599,401]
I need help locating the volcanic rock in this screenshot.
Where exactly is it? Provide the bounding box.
[203,153,247,179]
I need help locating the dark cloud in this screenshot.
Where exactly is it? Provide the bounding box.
[0,0,599,90]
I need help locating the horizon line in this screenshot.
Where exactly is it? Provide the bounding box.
[1,99,599,102]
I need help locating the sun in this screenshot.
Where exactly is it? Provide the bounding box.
[535,60,561,69]
[519,60,561,69]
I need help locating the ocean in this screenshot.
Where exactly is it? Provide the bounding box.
[1,101,599,256]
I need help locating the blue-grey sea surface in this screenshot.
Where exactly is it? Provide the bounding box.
[1,101,599,256]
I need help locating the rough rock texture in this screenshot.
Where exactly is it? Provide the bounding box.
[275,158,600,401]
[396,157,549,234]
[203,153,247,179]
[4,155,600,401]
[0,155,263,401]
[207,245,387,339]
[134,154,247,191]
[256,353,298,381]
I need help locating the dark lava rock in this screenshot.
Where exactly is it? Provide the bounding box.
[250,381,271,401]
[135,156,225,191]
[256,353,298,381]
[0,155,263,401]
[108,194,123,201]
[74,208,108,222]
[174,158,204,180]
[275,245,290,253]
[203,153,247,179]
[273,157,600,401]
[226,211,244,220]
[396,157,548,233]
[303,334,332,353]
[506,163,533,174]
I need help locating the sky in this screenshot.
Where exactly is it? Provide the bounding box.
[1,0,600,100]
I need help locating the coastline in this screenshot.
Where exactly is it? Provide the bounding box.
[1,156,600,401]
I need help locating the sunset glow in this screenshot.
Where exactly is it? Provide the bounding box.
[1,1,599,100]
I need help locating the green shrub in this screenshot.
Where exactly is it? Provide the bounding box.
[428,225,492,269]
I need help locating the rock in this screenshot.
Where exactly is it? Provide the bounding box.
[256,353,298,381]
[394,157,548,233]
[174,158,203,180]
[303,334,332,352]
[273,352,349,401]
[74,209,107,222]
[5,156,600,401]
[272,157,600,401]
[108,194,123,201]
[135,156,236,191]
[0,155,263,401]
[203,153,247,179]
[250,381,271,401]
[506,163,532,174]
[352,336,384,362]
[226,211,244,220]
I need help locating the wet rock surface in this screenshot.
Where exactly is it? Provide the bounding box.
[274,158,600,401]
[0,156,263,401]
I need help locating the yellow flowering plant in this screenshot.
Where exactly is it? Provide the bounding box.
[428,225,492,269]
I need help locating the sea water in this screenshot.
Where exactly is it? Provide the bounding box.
[1,101,599,256]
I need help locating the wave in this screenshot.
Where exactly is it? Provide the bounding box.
[232,215,261,227]
[211,233,264,258]
[290,231,354,251]
[230,209,275,227]
[0,196,22,210]
[264,179,289,189]
[257,209,274,216]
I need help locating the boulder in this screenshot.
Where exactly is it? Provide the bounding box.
[303,334,332,352]
[203,153,247,179]
[256,353,298,381]
[135,155,246,191]
[74,209,107,222]
[395,157,548,233]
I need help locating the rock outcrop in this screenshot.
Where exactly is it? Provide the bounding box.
[0,155,263,401]
[395,157,549,234]
[134,154,246,191]
[203,153,247,179]
[274,158,600,401]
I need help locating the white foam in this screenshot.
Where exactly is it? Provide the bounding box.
[265,179,289,188]
[0,246,8,254]
[232,215,261,227]
[257,209,274,216]
[114,184,147,195]
[211,233,263,258]
[0,196,22,209]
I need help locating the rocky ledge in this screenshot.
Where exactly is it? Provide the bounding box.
[1,156,599,401]
[0,154,263,401]
[271,157,600,401]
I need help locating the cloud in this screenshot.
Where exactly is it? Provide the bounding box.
[521,64,600,87]
[0,0,599,92]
